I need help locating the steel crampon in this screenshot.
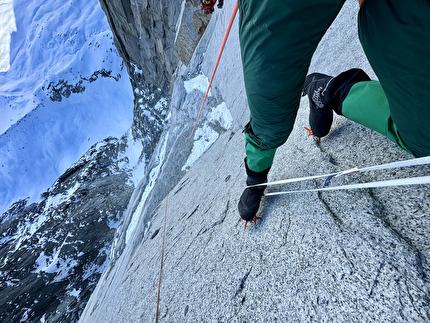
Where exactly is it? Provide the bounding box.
[304,126,321,142]
[240,216,261,229]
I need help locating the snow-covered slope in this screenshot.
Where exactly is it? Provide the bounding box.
[0,0,133,214]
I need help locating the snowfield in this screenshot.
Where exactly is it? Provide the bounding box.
[0,0,134,214]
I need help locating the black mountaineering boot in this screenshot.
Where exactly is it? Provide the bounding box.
[303,69,372,138]
[303,73,334,138]
[238,159,271,225]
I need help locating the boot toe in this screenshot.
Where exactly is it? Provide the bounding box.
[238,187,265,221]
[309,105,333,138]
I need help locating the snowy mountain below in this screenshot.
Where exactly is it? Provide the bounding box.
[0,135,136,322]
[0,0,139,321]
[0,0,133,214]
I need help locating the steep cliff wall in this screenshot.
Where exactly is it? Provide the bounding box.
[98,0,181,166]
[99,0,212,165]
[99,0,180,90]
[91,0,219,263]
[99,0,209,89]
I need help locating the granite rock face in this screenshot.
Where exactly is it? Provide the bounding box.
[99,0,180,90]
[99,0,209,90]
[98,0,181,172]
[80,1,430,322]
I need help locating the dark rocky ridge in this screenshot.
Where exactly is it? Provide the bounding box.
[0,137,134,322]
[43,68,122,102]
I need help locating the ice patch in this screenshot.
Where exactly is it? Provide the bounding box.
[116,129,146,187]
[44,182,81,212]
[0,0,16,72]
[20,309,31,323]
[154,97,168,112]
[33,234,79,283]
[207,102,233,129]
[182,102,232,171]
[130,62,143,75]
[125,133,169,244]
[182,125,219,171]
[82,246,110,280]
[67,288,81,298]
[107,211,120,229]
[184,74,211,95]
[2,212,50,256]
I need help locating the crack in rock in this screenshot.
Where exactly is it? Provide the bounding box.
[233,267,253,299]
[368,189,429,281]
[173,177,190,196]
[317,191,343,226]
[369,260,385,297]
[274,213,291,250]
[211,201,229,229]
[150,228,160,239]
[180,205,199,221]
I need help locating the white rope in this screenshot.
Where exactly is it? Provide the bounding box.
[248,156,430,189]
[265,175,430,196]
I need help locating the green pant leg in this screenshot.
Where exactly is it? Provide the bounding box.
[245,132,276,172]
[358,0,430,157]
[342,81,412,154]
[239,0,346,172]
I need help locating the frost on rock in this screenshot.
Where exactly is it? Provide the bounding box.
[208,102,233,129]
[129,67,170,164]
[182,101,233,171]
[184,73,211,95]
[125,133,170,244]
[182,125,219,171]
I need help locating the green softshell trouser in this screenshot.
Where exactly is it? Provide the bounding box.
[239,0,430,172]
